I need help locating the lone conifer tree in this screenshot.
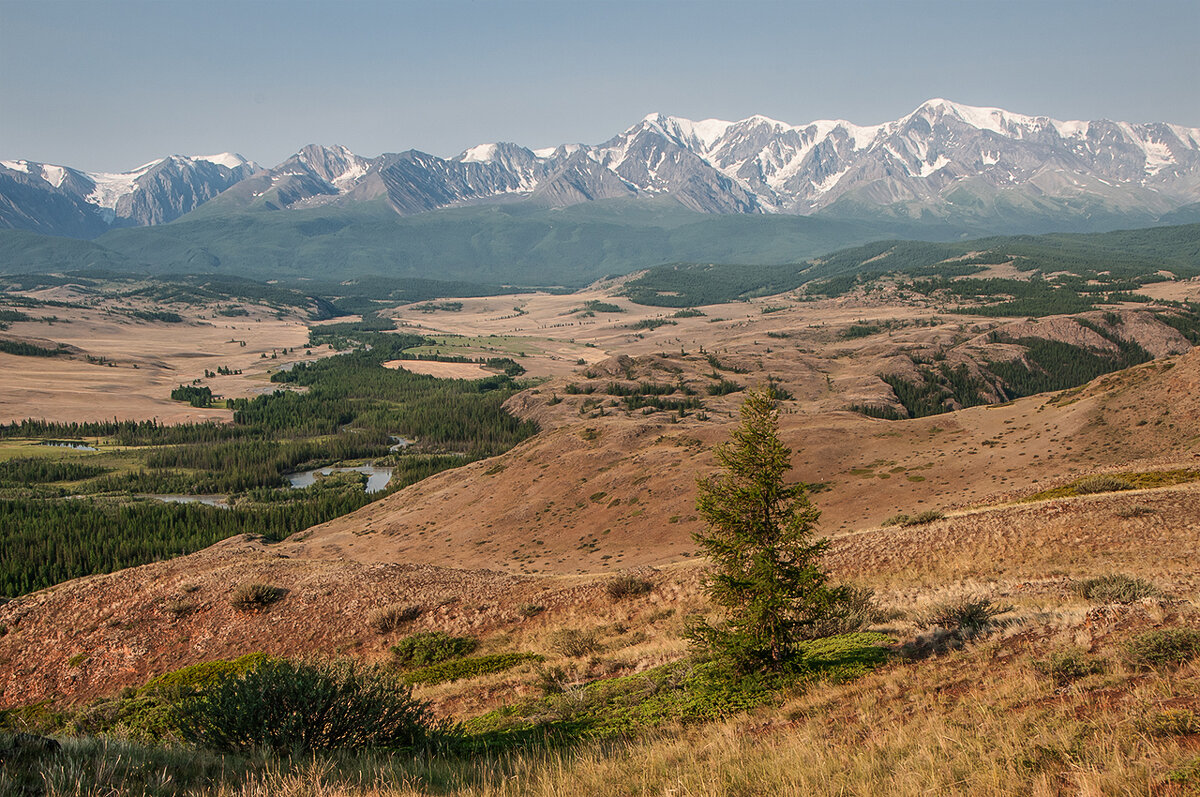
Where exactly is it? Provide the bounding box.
[691,388,845,671]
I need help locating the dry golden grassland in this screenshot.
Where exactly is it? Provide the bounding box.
[0,287,323,424]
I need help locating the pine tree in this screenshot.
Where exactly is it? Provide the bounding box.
[690,388,846,671]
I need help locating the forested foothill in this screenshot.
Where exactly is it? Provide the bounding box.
[621,222,1200,308]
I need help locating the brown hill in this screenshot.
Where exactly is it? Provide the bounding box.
[4,349,1200,708]
[275,348,1200,576]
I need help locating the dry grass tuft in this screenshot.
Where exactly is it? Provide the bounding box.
[229,583,286,611]
[368,603,423,634]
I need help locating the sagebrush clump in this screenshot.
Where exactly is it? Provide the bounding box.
[882,510,945,527]
[1033,649,1106,686]
[549,628,602,658]
[1124,627,1200,670]
[369,603,422,633]
[1071,474,1135,494]
[922,598,1009,637]
[606,574,654,600]
[1071,574,1160,604]
[229,583,285,611]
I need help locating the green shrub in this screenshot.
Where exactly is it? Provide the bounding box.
[404,653,544,685]
[369,603,422,633]
[805,586,878,639]
[795,632,893,682]
[517,603,545,618]
[606,574,654,600]
[1072,475,1135,494]
[390,632,478,668]
[1166,756,1200,786]
[67,653,273,742]
[1033,649,1106,686]
[1124,628,1200,670]
[141,653,271,698]
[922,598,1009,635]
[549,628,602,657]
[175,658,434,753]
[468,633,891,740]
[882,510,945,527]
[229,583,285,610]
[162,599,196,619]
[1071,574,1160,604]
[1138,710,1199,737]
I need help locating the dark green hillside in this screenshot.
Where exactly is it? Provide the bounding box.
[91,199,902,286]
[803,223,1200,286]
[0,229,137,273]
[622,223,1200,307]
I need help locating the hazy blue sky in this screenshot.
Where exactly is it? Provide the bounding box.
[2,0,1197,172]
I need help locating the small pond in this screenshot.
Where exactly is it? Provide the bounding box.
[41,441,97,451]
[137,494,230,509]
[286,465,393,494]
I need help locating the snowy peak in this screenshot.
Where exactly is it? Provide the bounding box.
[288,144,370,190]
[195,152,254,170]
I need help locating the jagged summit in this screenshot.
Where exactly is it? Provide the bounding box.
[3,100,1199,237]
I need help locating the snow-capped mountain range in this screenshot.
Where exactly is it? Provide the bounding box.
[0,154,257,237]
[4,99,1200,239]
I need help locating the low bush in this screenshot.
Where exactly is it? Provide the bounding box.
[805,586,878,639]
[175,658,434,753]
[1124,627,1200,670]
[229,583,285,611]
[141,653,272,698]
[162,599,195,619]
[882,510,945,527]
[369,603,422,633]
[1072,474,1135,494]
[922,598,1009,636]
[404,653,544,685]
[549,628,602,658]
[606,574,654,600]
[1033,649,1106,686]
[1027,469,1200,501]
[66,654,273,741]
[1071,574,1160,604]
[517,603,545,618]
[390,632,478,668]
[468,633,891,740]
[1138,709,1199,737]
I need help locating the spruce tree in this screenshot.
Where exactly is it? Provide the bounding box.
[691,388,845,671]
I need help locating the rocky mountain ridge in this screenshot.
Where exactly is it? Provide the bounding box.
[4,100,1199,238]
[0,154,257,237]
